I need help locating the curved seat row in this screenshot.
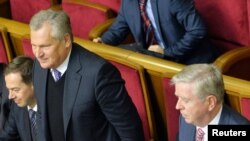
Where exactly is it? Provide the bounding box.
[1,17,250,141]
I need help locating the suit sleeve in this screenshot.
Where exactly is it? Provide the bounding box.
[164,0,207,59]
[0,104,20,141]
[0,80,12,132]
[95,62,145,141]
[101,0,131,45]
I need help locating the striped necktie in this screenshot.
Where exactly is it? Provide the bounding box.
[196,128,205,141]
[139,0,156,47]
[53,69,61,82]
[29,109,37,141]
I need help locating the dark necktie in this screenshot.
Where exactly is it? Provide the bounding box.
[196,128,205,141]
[29,109,37,141]
[53,69,61,82]
[139,0,156,47]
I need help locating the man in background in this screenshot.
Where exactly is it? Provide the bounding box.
[0,56,36,141]
[93,0,218,64]
[0,63,8,131]
[171,64,250,141]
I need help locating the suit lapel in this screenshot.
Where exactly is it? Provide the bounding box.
[190,126,196,141]
[150,0,165,43]
[185,124,196,141]
[130,0,145,45]
[34,60,49,141]
[180,116,196,141]
[20,108,33,141]
[38,67,48,125]
[63,46,82,134]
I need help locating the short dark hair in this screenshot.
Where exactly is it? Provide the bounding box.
[4,56,33,85]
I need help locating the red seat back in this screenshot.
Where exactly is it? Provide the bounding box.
[92,53,158,141]
[0,33,8,63]
[194,0,250,53]
[0,26,12,63]
[162,77,179,141]
[241,98,250,121]
[10,0,51,23]
[21,36,35,59]
[62,0,115,39]
[110,61,153,141]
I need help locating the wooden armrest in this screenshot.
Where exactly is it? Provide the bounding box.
[50,0,62,5]
[88,18,115,40]
[50,4,62,11]
[0,25,12,62]
[63,0,115,16]
[213,47,250,80]
[213,47,250,72]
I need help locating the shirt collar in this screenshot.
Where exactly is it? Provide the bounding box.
[27,104,38,112]
[50,48,71,76]
[196,105,222,141]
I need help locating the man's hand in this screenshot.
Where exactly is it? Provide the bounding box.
[93,37,103,43]
[148,45,164,54]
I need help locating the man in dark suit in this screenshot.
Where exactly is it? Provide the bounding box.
[93,0,219,64]
[30,9,144,141]
[171,64,250,141]
[0,64,4,97]
[0,63,8,131]
[0,63,12,133]
[0,56,36,141]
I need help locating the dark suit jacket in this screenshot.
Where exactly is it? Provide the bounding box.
[101,0,218,64]
[0,63,4,130]
[0,63,3,96]
[0,103,32,141]
[177,105,250,141]
[0,63,11,132]
[33,43,144,141]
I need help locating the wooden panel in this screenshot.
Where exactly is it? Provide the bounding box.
[0,17,30,56]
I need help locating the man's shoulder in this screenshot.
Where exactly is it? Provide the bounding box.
[221,105,250,124]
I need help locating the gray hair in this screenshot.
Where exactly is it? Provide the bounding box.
[171,64,225,103]
[29,9,73,41]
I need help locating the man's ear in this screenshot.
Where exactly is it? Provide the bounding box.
[64,33,71,48]
[207,95,217,111]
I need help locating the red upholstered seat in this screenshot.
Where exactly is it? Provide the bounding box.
[21,36,35,59]
[0,32,8,63]
[194,0,250,53]
[10,0,51,23]
[241,98,250,121]
[162,77,179,141]
[99,54,156,141]
[0,25,12,63]
[62,0,115,39]
[112,62,150,140]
